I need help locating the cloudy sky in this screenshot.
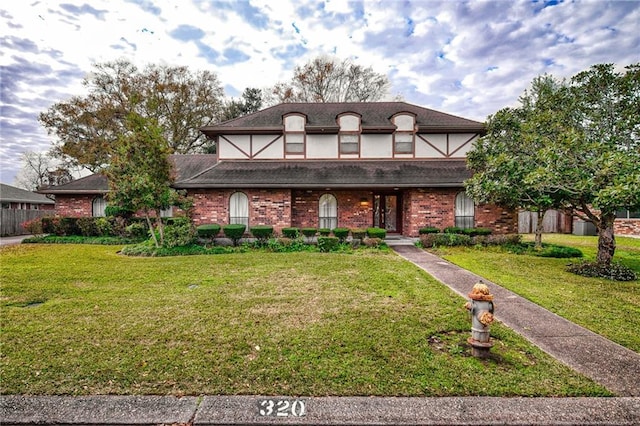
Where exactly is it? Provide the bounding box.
[1,0,638,185]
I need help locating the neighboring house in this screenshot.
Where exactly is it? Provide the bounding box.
[41,102,518,237]
[1,183,55,236]
[0,183,55,210]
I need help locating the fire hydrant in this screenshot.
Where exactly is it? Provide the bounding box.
[464,281,494,358]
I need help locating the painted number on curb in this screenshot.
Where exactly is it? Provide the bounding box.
[258,399,306,417]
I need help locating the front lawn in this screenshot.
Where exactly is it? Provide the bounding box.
[0,244,608,396]
[437,234,640,352]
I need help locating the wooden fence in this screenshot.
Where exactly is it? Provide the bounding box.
[518,210,572,234]
[0,209,50,237]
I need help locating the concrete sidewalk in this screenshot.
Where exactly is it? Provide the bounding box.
[2,241,639,425]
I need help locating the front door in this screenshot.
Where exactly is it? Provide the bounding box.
[373,194,401,233]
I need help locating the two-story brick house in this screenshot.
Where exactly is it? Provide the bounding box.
[43,102,517,236]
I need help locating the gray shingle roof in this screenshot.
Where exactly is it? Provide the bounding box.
[40,154,217,194]
[0,183,55,204]
[201,102,484,136]
[176,159,470,189]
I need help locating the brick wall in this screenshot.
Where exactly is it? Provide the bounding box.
[291,190,373,230]
[475,203,518,234]
[54,195,94,217]
[614,219,640,236]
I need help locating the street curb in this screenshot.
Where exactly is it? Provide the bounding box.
[2,396,639,425]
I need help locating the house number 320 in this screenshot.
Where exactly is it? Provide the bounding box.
[258,399,306,417]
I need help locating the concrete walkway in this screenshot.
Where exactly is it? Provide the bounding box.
[2,240,639,425]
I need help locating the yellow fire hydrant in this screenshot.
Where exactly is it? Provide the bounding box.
[464,281,495,358]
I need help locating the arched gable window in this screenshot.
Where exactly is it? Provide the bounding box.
[319,194,338,230]
[92,196,106,217]
[338,113,361,154]
[229,192,249,228]
[392,113,416,154]
[455,192,475,229]
[284,114,306,154]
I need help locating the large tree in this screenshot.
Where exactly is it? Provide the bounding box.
[269,56,390,103]
[104,112,182,248]
[220,87,264,122]
[40,60,225,171]
[531,63,640,265]
[465,75,568,249]
[14,151,74,191]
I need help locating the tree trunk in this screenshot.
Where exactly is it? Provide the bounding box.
[596,213,616,266]
[155,211,164,247]
[534,210,545,250]
[145,214,159,248]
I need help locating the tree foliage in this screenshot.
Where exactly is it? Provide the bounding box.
[15,151,74,191]
[269,55,390,103]
[467,63,639,265]
[220,87,264,122]
[465,75,567,248]
[104,112,184,248]
[40,60,225,171]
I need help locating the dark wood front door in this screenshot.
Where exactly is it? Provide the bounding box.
[373,194,401,233]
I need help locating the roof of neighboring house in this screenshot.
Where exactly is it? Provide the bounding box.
[0,183,55,204]
[40,154,217,194]
[175,159,471,189]
[201,102,485,136]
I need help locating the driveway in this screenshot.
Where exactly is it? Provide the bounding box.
[0,235,32,246]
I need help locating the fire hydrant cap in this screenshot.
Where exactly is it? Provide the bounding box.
[468,282,493,301]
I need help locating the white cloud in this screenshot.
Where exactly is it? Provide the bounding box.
[1,0,638,184]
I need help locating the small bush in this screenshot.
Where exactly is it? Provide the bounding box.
[94,217,115,237]
[21,217,44,237]
[104,205,133,218]
[333,227,350,242]
[223,224,246,246]
[419,227,440,234]
[444,226,463,234]
[366,227,386,239]
[420,233,472,247]
[474,234,523,246]
[318,228,331,236]
[317,236,340,252]
[125,222,148,239]
[197,224,221,240]
[536,245,583,258]
[363,237,385,248]
[41,217,60,235]
[163,217,197,248]
[250,225,274,245]
[281,227,300,239]
[461,227,492,237]
[77,217,98,237]
[351,228,367,240]
[302,228,318,238]
[567,261,637,281]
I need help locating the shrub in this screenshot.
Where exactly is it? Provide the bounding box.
[223,224,246,246]
[281,227,300,239]
[77,217,98,237]
[125,222,148,239]
[419,227,440,235]
[366,227,386,239]
[302,228,318,238]
[41,217,59,235]
[318,228,331,236]
[104,205,134,218]
[197,224,221,240]
[163,217,197,248]
[420,233,472,247]
[351,228,367,240]
[536,245,583,258]
[461,227,492,237]
[567,261,637,281]
[250,225,274,244]
[444,226,463,234]
[317,236,339,252]
[363,237,384,248]
[21,217,44,236]
[333,227,350,242]
[473,234,522,246]
[94,217,115,237]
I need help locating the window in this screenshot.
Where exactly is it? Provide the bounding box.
[160,206,173,218]
[455,192,474,228]
[92,196,106,217]
[394,131,414,153]
[229,192,249,228]
[319,194,338,229]
[339,133,360,154]
[285,132,305,153]
[616,209,640,219]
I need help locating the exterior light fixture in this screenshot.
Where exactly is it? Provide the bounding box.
[360,198,369,206]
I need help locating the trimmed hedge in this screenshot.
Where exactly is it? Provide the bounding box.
[317,236,339,252]
[302,228,318,238]
[223,224,246,246]
[366,227,386,239]
[250,225,274,243]
[420,233,472,247]
[333,227,350,242]
[351,228,366,240]
[197,224,221,239]
[318,228,331,236]
[282,227,300,238]
[418,227,440,234]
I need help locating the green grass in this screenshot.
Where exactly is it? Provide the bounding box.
[0,244,608,396]
[437,234,640,352]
